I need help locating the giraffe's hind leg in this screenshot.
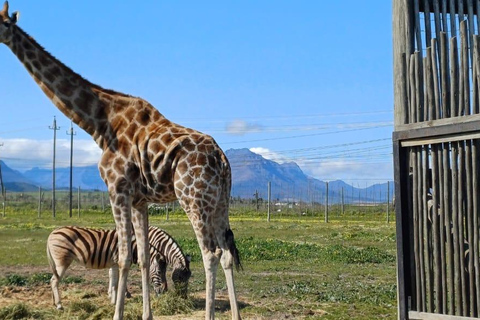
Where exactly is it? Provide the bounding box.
[219,229,242,320]
[177,197,220,320]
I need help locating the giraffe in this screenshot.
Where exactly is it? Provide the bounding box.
[0,2,241,320]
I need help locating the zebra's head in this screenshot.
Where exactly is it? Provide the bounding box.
[150,255,168,295]
[171,255,191,298]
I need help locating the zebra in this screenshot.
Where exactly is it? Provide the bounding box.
[47,225,191,309]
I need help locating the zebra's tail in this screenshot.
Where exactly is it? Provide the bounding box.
[225,229,242,271]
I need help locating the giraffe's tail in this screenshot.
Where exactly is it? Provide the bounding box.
[225,229,242,271]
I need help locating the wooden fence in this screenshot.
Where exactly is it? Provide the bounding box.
[394,1,480,319]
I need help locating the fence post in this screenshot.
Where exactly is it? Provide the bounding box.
[325,181,329,223]
[101,191,105,212]
[2,187,5,217]
[166,203,169,221]
[387,181,390,224]
[77,186,81,217]
[38,187,42,218]
[267,181,271,222]
[341,187,345,214]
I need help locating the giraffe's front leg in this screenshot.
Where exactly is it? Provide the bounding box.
[110,192,133,320]
[132,203,152,320]
[108,266,119,305]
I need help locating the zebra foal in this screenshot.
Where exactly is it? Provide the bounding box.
[47,225,191,309]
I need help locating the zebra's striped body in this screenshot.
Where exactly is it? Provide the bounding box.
[47,225,191,309]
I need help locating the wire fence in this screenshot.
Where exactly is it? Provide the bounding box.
[0,181,394,223]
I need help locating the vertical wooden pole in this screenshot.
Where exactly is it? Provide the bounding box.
[387,181,390,224]
[267,181,271,222]
[38,186,42,218]
[1,191,3,218]
[393,136,411,320]
[393,0,409,128]
[77,186,81,218]
[101,191,105,212]
[325,182,329,223]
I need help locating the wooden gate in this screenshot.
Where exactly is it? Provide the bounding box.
[394,1,480,319]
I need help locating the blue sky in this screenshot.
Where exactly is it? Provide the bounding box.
[0,1,393,185]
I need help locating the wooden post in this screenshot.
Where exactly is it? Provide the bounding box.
[393,0,411,128]
[77,186,81,218]
[38,187,42,218]
[1,187,5,217]
[101,191,105,212]
[387,181,390,224]
[324,182,329,223]
[267,181,271,222]
[341,187,345,215]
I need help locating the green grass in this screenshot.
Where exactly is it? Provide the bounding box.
[0,208,397,319]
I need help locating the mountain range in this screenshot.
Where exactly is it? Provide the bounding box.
[0,148,393,203]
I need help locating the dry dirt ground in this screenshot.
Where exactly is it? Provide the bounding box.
[0,266,321,319]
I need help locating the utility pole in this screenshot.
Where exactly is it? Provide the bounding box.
[49,116,60,218]
[66,122,76,218]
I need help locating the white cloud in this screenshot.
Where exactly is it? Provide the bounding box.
[301,159,393,185]
[250,147,392,185]
[0,138,101,171]
[249,147,289,164]
[226,119,262,135]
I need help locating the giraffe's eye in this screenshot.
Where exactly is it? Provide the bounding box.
[2,22,10,28]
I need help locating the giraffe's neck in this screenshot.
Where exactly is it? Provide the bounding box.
[7,25,135,149]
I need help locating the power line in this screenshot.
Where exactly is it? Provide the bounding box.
[220,124,392,144]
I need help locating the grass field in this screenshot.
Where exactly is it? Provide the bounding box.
[0,208,397,319]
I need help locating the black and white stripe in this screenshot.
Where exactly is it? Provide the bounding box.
[47,225,191,309]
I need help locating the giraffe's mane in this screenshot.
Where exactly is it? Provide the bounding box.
[15,25,134,99]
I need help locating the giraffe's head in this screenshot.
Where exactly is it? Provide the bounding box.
[0,1,19,44]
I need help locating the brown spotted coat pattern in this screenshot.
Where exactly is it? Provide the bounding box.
[0,2,241,320]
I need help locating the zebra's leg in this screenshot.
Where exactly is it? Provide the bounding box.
[47,245,72,310]
[108,266,119,305]
[111,191,133,320]
[132,203,152,320]
[50,260,71,310]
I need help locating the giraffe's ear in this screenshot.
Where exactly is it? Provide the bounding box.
[11,11,18,24]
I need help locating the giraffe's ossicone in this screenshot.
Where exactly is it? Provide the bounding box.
[0,2,241,320]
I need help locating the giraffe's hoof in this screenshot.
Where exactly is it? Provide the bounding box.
[56,305,63,310]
